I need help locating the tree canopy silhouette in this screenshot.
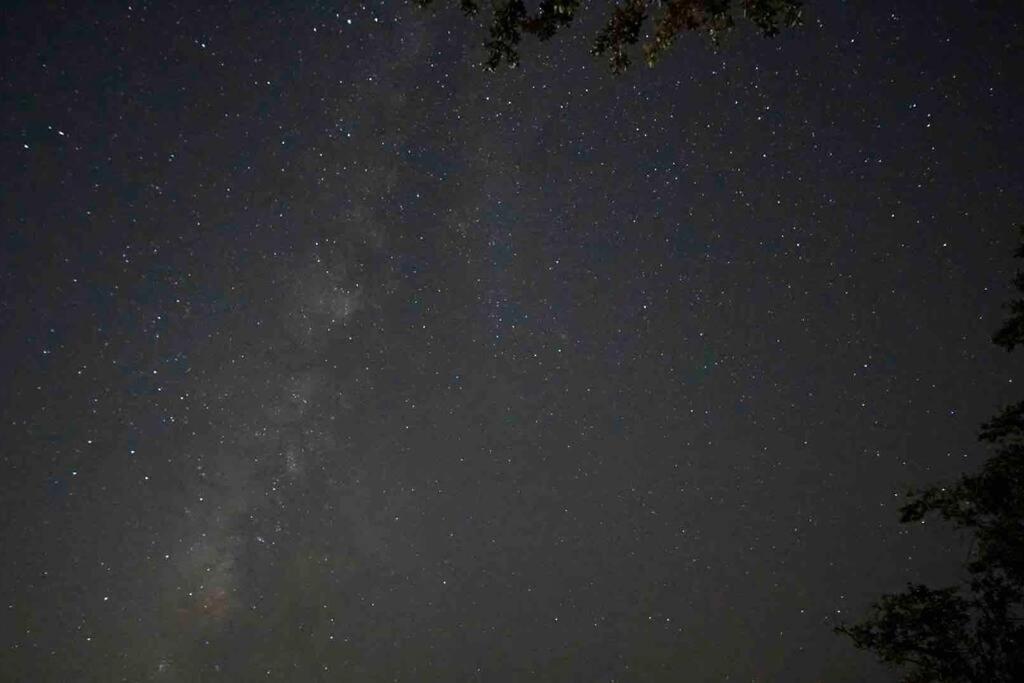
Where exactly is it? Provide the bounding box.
[411,0,803,73]
[836,226,1024,682]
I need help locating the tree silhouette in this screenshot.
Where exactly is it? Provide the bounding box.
[411,0,803,73]
[836,226,1024,682]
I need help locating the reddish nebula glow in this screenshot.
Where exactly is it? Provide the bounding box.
[177,585,231,625]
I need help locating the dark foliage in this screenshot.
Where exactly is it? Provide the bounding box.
[412,0,802,73]
[836,226,1024,683]
[994,226,1024,351]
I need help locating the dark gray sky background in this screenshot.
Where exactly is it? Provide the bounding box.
[2,1,1024,680]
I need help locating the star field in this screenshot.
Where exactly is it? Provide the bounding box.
[2,1,1024,681]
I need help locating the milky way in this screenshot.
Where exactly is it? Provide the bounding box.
[3,2,1024,681]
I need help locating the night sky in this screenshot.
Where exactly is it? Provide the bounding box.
[3,1,1024,681]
